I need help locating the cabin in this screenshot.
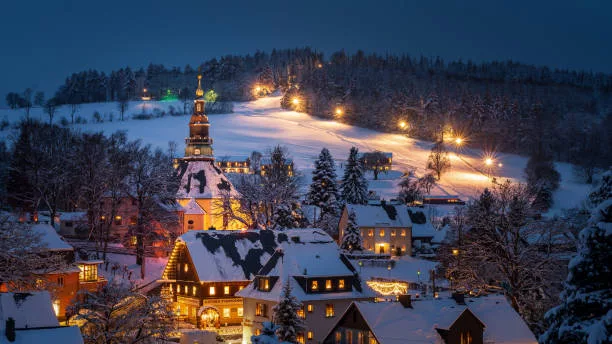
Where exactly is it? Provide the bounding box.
[237,229,374,343]
[0,291,83,344]
[323,293,537,344]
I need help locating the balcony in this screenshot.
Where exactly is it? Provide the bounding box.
[185,137,213,145]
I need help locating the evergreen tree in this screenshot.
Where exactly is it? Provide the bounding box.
[340,147,368,205]
[588,169,612,206]
[540,200,612,344]
[273,281,304,343]
[525,151,561,210]
[272,203,296,230]
[307,148,340,217]
[341,210,363,252]
[398,178,423,204]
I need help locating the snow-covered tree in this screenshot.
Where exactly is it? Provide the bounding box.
[251,322,288,344]
[540,199,612,344]
[589,169,612,206]
[340,147,368,205]
[271,203,306,230]
[426,141,451,180]
[0,215,67,289]
[273,281,304,343]
[525,151,561,211]
[341,210,363,252]
[70,278,174,344]
[307,148,340,234]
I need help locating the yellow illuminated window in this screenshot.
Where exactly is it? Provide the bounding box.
[297,333,305,344]
[297,306,305,319]
[78,264,98,282]
[184,264,189,273]
[325,304,334,317]
[176,284,180,292]
[379,230,385,237]
[223,308,230,318]
[307,331,313,340]
[338,279,345,289]
[335,331,341,343]
[238,307,243,316]
[184,285,188,294]
[256,303,266,317]
[307,304,314,313]
[311,280,318,291]
[255,329,261,336]
[224,286,230,295]
[401,229,406,237]
[263,278,270,291]
[192,286,197,296]
[368,229,373,237]
[391,230,396,237]
[209,286,215,295]
[326,280,332,290]
[114,216,122,225]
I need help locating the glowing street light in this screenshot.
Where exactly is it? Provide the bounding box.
[399,121,407,129]
[485,158,493,166]
[452,248,459,256]
[335,107,343,115]
[292,97,300,105]
[255,86,261,93]
[498,163,503,168]
[454,137,463,145]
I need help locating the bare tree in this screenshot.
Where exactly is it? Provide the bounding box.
[34,91,45,108]
[426,141,451,180]
[69,103,79,124]
[22,88,33,118]
[418,173,437,194]
[117,96,129,121]
[44,98,58,125]
[360,151,389,180]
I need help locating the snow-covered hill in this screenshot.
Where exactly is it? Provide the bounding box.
[0,96,590,215]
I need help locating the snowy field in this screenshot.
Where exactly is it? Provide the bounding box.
[0,96,590,215]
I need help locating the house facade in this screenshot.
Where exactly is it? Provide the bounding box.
[216,156,251,174]
[237,229,374,343]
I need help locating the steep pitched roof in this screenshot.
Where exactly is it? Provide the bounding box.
[182,198,205,215]
[176,160,240,199]
[346,204,412,228]
[344,294,536,344]
[0,292,58,329]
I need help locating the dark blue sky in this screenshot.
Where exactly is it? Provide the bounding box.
[1,0,611,103]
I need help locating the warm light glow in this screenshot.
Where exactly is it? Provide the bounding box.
[498,163,503,167]
[452,249,459,256]
[52,300,60,316]
[485,158,493,166]
[366,280,409,295]
[335,107,343,115]
[317,63,323,68]
[292,97,300,105]
[399,121,407,129]
[455,137,463,145]
[255,86,261,92]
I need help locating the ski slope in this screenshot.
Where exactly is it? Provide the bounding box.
[0,96,590,214]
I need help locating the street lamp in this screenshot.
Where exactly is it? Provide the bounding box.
[454,137,463,145]
[292,97,300,105]
[399,121,407,129]
[335,107,343,115]
[485,158,493,166]
[452,248,459,256]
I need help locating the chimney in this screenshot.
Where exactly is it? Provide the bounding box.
[452,292,465,305]
[398,294,412,308]
[5,317,16,342]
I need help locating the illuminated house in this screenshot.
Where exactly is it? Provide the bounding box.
[0,291,84,343]
[323,294,537,344]
[357,152,392,172]
[237,229,373,343]
[160,230,283,343]
[0,224,106,322]
[338,203,438,256]
[175,75,244,231]
[260,157,294,177]
[215,156,251,174]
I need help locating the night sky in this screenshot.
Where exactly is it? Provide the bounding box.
[1,0,611,103]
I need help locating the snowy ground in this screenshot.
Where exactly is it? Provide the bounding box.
[0,96,591,215]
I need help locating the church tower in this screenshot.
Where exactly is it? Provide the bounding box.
[184,75,214,160]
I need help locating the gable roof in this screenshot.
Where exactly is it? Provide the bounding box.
[346,204,412,228]
[182,198,206,215]
[6,327,84,344]
[341,294,536,344]
[0,292,59,330]
[237,229,374,302]
[30,224,73,251]
[176,160,240,199]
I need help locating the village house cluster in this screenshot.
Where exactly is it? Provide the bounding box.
[1,76,538,344]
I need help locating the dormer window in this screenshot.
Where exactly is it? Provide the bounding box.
[325,279,332,290]
[338,279,345,290]
[379,230,385,237]
[311,280,319,291]
[259,278,270,291]
[391,230,396,237]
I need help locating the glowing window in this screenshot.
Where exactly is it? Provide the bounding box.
[237,307,243,316]
[255,329,261,336]
[297,306,305,319]
[391,230,396,237]
[326,280,332,290]
[114,216,122,225]
[311,280,318,291]
[184,285,187,294]
[325,304,334,317]
[297,333,305,344]
[78,264,98,282]
[192,286,197,296]
[183,264,189,273]
[209,286,215,295]
[224,286,230,295]
[338,279,345,289]
[307,331,313,340]
[255,303,266,317]
[368,229,374,237]
[223,308,230,318]
[307,304,314,313]
[335,331,341,343]
[379,230,385,237]
[401,229,407,237]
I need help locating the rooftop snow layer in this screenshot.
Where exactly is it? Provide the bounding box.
[31,224,73,251]
[0,291,59,331]
[182,198,206,215]
[176,160,240,199]
[350,294,537,344]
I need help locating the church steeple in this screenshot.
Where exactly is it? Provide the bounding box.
[184,75,213,160]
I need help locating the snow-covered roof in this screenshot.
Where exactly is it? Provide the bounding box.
[356,256,439,285]
[216,155,250,162]
[301,205,322,223]
[0,292,59,329]
[346,204,412,228]
[237,229,374,302]
[59,212,87,221]
[172,230,280,282]
[30,224,73,251]
[346,294,536,344]
[5,326,84,344]
[182,198,206,215]
[357,152,393,159]
[176,160,240,199]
